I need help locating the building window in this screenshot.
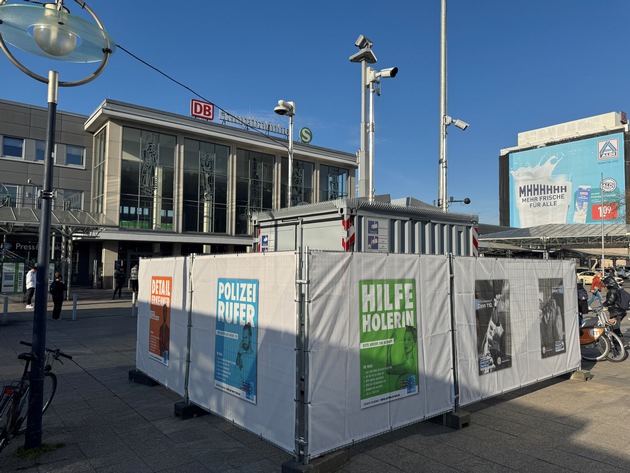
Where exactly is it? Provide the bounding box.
[92,129,106,214]
[65,145,84,167]
[120,127,175,230]
[56,189,83,210]
[2,136,24,158]
[183,138,229,233]
[235,149,274,235]
[35,140,46,161]
[281,157,314,207]
[320,165,349,201]
[0,184,19,207]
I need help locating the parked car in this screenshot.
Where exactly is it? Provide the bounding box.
[615,266,629,278]
[577,270,624,286]
[576,271,598,285]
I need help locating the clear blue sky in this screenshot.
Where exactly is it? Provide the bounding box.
[2,0,629,225]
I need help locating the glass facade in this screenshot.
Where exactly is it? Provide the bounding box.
[281,157,314,207]
[88,118,352,242]
[183,138,229,233]
[120,127,175,230]
[320,165,349,201]
[235,149,274,235]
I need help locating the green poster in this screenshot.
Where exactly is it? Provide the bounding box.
[359,279,419,409]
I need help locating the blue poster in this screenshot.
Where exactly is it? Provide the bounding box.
[214,278,259,404]
[509,132,625,227]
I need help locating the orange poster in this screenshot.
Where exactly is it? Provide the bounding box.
[149,276,171,365]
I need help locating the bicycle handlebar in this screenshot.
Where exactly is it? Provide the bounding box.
[20,340,73,360]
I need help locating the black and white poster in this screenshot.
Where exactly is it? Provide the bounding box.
[475,279,512,375]
[538,278,566,358]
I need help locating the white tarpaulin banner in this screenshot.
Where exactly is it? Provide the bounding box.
[452,257,580,407]
[135,252,582,461]
[136,257,188,395]
[186,252,296,453]
[307,252,454,457]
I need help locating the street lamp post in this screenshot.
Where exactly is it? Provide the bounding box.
[601,173,606,270]
[274,100,295,207]
[0,0,114,448]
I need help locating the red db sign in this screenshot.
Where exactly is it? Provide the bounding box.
[191,99,214,120]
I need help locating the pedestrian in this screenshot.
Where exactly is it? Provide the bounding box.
[577,281,589,326]
[588,272,603,310]
[49,272,66,320]
[602,276,627,339]
[24,266,36,309]
[113,267,125,299]
[130,264,139,294]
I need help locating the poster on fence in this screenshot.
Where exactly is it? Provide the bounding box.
[359,279,419,409]
[214,278,259,404]
[149,276,171,366]
[538,278,566,358]
[475,279,512,375]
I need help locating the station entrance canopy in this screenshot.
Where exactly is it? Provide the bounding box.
[0,207,117,237]
[479,223,630,258]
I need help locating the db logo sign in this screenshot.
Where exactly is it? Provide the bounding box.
[190,99,214,120]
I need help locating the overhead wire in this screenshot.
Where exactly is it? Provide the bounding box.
[116,44,289,151]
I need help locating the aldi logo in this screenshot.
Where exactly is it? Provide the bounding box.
[598,138,618,160]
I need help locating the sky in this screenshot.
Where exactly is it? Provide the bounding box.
[2,0,630,225]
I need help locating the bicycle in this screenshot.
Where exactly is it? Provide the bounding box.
[579,319,610,361]
[593,307,628,363]
[580,307,628,363]
[0,341,72,453]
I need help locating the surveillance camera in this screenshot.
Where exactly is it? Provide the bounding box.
[355,34,373,49]
[453,119,469,131]
[463,197,471,204]
[274,100,295,116]
[379,67,398,78]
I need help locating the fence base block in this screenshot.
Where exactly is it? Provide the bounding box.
[128,369,158,386]
[282,449,348,473]
[570,370,593,381]
[430,410,471,430]
[174,401,208,420]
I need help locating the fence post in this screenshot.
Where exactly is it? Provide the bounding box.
[72,294,78,321]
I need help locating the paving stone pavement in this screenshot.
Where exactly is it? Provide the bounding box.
[1,288,629,472]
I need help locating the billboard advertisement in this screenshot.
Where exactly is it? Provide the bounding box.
[509,132,625,227]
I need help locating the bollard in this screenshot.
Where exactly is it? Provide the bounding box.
[131,292,137,317]
[2,295,7,325]
[72,294,78,321]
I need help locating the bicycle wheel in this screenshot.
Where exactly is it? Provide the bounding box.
[17,372,57,435]
[0,394,11,452]
[581,334,610,361]
[605,333,628,362]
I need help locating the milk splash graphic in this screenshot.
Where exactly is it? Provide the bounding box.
[511,156,572,227]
